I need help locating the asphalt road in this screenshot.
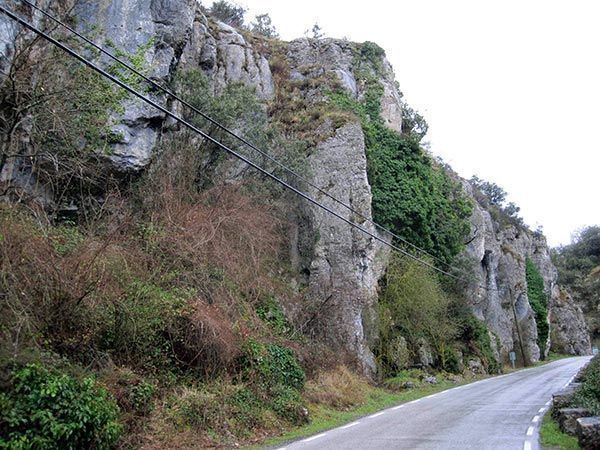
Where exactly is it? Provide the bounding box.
[275,356,591,450]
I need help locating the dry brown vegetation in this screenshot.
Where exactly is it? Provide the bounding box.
[304,365,370,409]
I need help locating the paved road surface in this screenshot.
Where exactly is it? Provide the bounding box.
[275,356,591,450]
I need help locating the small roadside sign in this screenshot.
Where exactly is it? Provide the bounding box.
[509,351,516,369]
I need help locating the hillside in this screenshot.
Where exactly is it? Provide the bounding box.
[0,0,591,447]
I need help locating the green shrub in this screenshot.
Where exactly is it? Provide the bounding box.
[98,281,192,370]
[377,256,458,375]
[457,313,501,374]
[129,381,156,416]
[573,355,600,415]
[268,384,305,423]
[0,364,121,450]
[242,339,305,390]
[526,258,549,358]
[329,81,472,264]
[256,296,290,335]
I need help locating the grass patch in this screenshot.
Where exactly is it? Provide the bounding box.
[540,413,581,450]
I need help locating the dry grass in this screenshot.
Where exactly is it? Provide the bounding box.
[304,365,370,409]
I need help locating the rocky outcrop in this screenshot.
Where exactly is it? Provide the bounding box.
[178,14,274,99]
[462,189,541,364]
[462,183,591,363]
[551,288,592,355]
[72,0,196,170]
[297,122,390,374]
[282,37,400,374]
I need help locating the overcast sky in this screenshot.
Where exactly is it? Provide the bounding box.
[237,0,599,247]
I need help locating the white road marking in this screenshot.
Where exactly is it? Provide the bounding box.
[524,440,532,450]
[368,412,385,419]
[392,404,405,410]
[545,400,552,406]
[340,421,360,429]
[302,433,327,442]
[532,415,540,423]
[526,426,534,436]
[538,407,546,413]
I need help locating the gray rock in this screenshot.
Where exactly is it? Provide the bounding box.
[285,37,402,132]
[179,16,274,100]
[552,387,578,415]
[576,416,600,450]
[386,335,410,370]
[467,358,485,375]
[459,178,591,366]
[0,0,19,84]
[424,376,438,385]
[402,381,416,389]
[71,0,196,170]
[416,338,435,367]
[558,408,592,435]
[296,122,391,376]
[550,288,592,355]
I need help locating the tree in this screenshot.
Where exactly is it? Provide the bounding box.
[553,225,600,336]
[251,13,279,38]
[209,0,246,28]
[309,23,323,39]
[378,256,459,373]
[401,103,428,141]
[469,176,507,206]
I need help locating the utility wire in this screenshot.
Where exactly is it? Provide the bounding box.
[19,0,458,272]
[0,4,490,291]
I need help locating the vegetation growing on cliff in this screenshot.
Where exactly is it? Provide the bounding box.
[526,258,549,357]
[377,256,501,376]
[0,50,311,447]
[328,55,472,264]
[553,226,600,340]
[469,176,524,228]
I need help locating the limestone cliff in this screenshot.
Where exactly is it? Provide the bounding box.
[462,183,591,364]
[0,0,590,374]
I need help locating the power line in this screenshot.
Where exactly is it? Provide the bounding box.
[18,0,458,272]
[0,4,489,291]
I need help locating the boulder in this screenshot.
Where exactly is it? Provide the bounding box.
[551,387,578,416]
[424,376,438,385]
[467,358,485,375]
[416,338,435,367]
[557,408,592,435]
[576,416,600,450]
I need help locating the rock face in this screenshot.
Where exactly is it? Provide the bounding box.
[298,122,390,374]
[551,288,592,355]
[462,189,541,364]
[282,38,398,374]
[72,0,274,170]
[462,183,591,363]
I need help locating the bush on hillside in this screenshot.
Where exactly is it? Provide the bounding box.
[572,355,600,415]
[329,77,472,264]
[0,364,121,450]
[377,256,459,375]
[209,0,246,27]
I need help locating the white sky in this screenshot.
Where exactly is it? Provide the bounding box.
[238,0,599,247]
